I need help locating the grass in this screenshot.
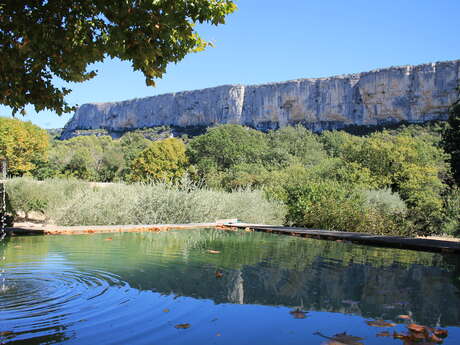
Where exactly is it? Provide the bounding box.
[6,177,285,226]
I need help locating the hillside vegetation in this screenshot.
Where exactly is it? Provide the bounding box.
[1,115,459,237]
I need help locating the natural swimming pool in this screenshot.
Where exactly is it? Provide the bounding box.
[1,229,460,344]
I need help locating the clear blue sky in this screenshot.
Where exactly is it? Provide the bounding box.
[3,0,460,129]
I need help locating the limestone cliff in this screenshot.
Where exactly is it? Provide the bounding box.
[61,60,460,139]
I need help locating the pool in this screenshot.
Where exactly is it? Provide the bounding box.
[1,229,459,344]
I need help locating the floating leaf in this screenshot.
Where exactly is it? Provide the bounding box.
[163,308,169,313]
[429,334,443,343]
[376,331,391,337]
[314,331,364,345]
[289,308,308,319]
[433,329,448,338]
[396,315,412,320]
[328,332,364,345]
[175,323,190,329]
[105,237,113,241]
[367,320,396,327]
[407,323,425,333]
[207,250,220,254]
[215,271,223,279]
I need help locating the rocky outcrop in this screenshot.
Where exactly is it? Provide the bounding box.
[61,60,460,139]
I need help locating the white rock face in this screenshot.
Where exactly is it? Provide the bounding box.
[61,60,460,138]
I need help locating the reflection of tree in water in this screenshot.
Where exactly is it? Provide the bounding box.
[7,229,460,328]
[2,325,73,345]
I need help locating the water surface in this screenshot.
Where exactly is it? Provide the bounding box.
[1,229,460,344]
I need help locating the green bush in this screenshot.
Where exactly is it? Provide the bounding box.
[284,180,409,236]
[6,178,285,226]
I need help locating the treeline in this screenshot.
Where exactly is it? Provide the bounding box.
[1,114,459,237]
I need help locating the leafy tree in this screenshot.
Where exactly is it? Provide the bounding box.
[267,125,328,166]
[443,95,460,184]
[188,124,270,172]
[128,138,188,182]
[0,117,49,175]
[0,0,236,114]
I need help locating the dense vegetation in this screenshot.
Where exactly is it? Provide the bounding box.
[0,1,236,115]
[1,114,459,237]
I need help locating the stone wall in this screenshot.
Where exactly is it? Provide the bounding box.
[61,60,460,139]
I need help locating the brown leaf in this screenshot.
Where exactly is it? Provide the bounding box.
[328,332,364,345]
[104,237,113,241]
[175,323,191,329]
[407,323,425,333]
[397,315,412,320]
[207,250,220,254]
[393,331,409,340]
[429,334,443,343]
[0,331,13,336]
[289,308,308,319]
[215,271,223,279]
[163,308,170,313]
[376,331,391,337]
[367,320,396,327]
[433,329,448,338]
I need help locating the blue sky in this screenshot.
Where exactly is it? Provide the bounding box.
[3,0,460,129]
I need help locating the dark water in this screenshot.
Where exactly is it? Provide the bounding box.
[1,229,460,344]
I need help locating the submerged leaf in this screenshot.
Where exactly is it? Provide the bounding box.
[396,315,412,320]
[289,308,308,319]
[215,271,223,279]
[315,331,364,345]
[433,329,448,338]
[366,320,396,327]
[407,323,425,333]
[376,331,391,337]
[175,323,191,329]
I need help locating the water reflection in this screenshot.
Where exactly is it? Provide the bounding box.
[2,229,460,344]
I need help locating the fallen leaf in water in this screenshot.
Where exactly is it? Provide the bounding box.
[175,323,190,329]
[366,320,396,327]
[216,333,221,336]
[105,237,113,241]
[207,250,220,254]
[289,308,308,319]
[407,323,425,333]
[393,331,408,340]
[428,334,443,343]
[433,329,448,338]
[397,314,412,320]
[163,308,170,313]
[13,245,21,248]
[376,331,391,337]
[215,271,223,279]
[0,331,13,336]
[314,331,364,345]
[327,332,364,345]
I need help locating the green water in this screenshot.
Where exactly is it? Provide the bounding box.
[1,229,460,344]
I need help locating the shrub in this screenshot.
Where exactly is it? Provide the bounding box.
[6,178,285,226]
[284,180,409,236]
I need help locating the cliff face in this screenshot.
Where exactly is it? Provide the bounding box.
[61,60,460,139]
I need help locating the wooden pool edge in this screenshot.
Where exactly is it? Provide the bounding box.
[4,223,220,236]
[5,222,460,254]
[223,223,460,254]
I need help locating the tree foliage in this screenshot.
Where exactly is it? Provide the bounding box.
[443,95,460,184]
[0,117,49,175]
[0,0,236,114]
[128,138,188,182]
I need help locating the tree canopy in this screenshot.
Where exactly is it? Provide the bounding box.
[443,94,460,184]
[0,0,236,115]
[0,117,49,175]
